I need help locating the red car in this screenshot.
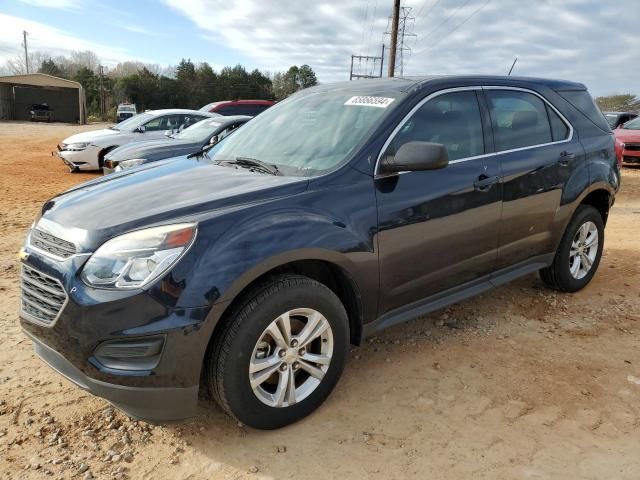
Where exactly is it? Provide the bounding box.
[614,116,640,166]
[199,99,275,116]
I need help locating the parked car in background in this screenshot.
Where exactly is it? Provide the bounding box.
[30,103,51,122]
[54,109,216,171]
[103,115,251,174]
[22,76,618,429]
[603,111,638,129]
[614,116,640,166]
[199,99,275,116]
[116,103,137,122]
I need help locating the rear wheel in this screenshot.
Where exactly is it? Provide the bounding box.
[540,205,604,292]
[205,274,349,429]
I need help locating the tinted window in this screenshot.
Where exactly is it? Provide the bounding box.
[557,90,611,132]
[487,90,552,151]
[546,104,570,141]
[215,106,237,116]
[385,91,484,161]
[144,114,182,131]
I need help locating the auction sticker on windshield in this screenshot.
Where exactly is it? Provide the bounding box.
[344,96,395,108]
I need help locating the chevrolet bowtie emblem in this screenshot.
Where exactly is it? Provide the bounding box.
[18,248,29,262]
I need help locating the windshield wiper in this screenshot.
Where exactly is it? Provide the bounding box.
[187,143,216,159]
[215,157,282,176]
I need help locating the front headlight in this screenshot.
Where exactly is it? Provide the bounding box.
[119,158,146,169]
[81,223,197,289]
[65,142,90,151]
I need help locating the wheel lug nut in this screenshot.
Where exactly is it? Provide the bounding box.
[298,348,306,356]
[290,339,298,347]
[293,362,300,370]
[280,363,288,372]
[278,350,286,358]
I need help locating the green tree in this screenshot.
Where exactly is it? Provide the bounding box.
[272,65,318,101]
[38,59,62,77]
[595,94,639,112]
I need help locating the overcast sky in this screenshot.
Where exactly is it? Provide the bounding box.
[0,0,638,96]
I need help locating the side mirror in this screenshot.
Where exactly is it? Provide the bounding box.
[379,141,449,174]
[135,125,146,133]
[164,129,173,137]
[209,135,219,145]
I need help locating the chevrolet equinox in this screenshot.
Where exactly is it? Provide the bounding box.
[20,76,619,429]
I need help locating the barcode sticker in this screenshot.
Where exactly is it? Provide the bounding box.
[344,96,395,108]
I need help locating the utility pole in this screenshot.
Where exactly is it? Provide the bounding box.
[99,65,106,118]
[22,30,29,74]
[388,0,400,77]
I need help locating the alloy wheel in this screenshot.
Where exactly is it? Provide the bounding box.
[569,220,599,280]
[249,308,334,408]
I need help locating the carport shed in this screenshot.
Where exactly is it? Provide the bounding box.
[0,73,86,124]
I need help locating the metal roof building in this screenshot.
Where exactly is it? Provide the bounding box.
[0,73,86,124]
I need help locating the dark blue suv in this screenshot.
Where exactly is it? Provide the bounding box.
[20,76,619,429]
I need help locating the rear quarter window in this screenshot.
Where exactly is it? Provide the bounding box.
[556,90,611,132]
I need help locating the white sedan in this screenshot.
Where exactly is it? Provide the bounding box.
[54,109,217,171]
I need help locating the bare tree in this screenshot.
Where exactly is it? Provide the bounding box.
[3,50,51,75]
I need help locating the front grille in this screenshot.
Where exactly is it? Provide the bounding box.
[624,144,640,152]
[20,264,67,326]
[623,156,640,164]
[30,229,76,259]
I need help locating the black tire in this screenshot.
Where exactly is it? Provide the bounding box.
[540,205,604,292]
[205,274,349,429]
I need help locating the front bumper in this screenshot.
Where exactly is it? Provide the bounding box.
[19,246,219,422]
[52,145,101,171]
[25,330,199,421]
[621,148,640,165]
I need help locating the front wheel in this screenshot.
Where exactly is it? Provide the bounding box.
[540,205,604,292]
[205,274,349,429]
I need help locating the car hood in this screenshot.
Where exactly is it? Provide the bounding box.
[37,157,307,250]
[614,128,640,143]
[63,128,121,144]
[107,138,199,162]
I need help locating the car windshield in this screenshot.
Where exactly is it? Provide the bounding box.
[622,117,640,130]
[118,106,136,112]
[208,90,398,176]
[174,118,224,142]
[604,114,619,128]
[31,104,49,110]
[112,112,153,131]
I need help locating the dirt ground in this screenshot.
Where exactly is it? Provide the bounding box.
[0,121,639,480]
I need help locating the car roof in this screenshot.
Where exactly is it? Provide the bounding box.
[144,109,218,117]
[205,100,275,107]
[207,115,252,124]
[304,75,587,96]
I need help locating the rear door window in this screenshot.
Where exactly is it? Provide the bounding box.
[546,104,570,141]
[486,90,554,151]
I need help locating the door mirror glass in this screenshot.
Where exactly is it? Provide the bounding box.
[209,135,219,145]
[380,141,449,174]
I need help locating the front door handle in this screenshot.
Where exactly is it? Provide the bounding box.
[558,151,576,166]
[473,174,499,191]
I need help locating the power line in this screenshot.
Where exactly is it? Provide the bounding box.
[415,0,443,21]
[417,0,491,54]
[414,0,473,49]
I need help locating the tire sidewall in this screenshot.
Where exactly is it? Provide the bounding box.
[555,206,605,291]
[218,279,348,429]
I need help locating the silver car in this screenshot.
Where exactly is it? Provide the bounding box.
[54,109,217,171]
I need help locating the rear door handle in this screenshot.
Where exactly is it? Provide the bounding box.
[473,174,499,191]
[558,151,576,166]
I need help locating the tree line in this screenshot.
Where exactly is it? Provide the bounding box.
[4,50,318,120]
